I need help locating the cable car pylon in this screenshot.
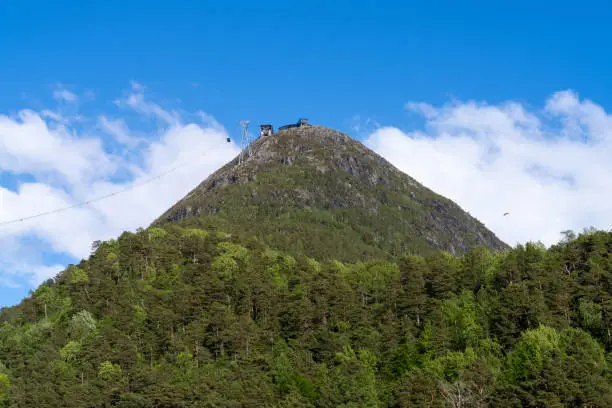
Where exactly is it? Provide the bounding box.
[238,120,251,165]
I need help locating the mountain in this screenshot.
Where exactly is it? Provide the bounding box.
[1,123,611,406]
[154,124,508,261]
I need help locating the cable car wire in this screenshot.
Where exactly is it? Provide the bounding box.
[0,142,230,229]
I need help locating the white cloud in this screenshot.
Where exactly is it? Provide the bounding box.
[365,90,612,248]
[41,109,63,122]
[53,88,78,103]
[0,84,240,289]
[29,264,66,286]
[0,277,20,289]
[0,234,66,287]
[0,110,117,185]
[115,82,177,125]
[99,116,144,148]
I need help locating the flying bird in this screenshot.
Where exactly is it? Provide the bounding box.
[503,212,510,216]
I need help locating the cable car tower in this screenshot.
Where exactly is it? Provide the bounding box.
[238,120,251,165]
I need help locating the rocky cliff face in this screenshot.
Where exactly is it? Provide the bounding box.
[153,125,508,261]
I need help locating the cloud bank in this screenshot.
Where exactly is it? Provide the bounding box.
[365,90,612,248]
[0,83,240,288]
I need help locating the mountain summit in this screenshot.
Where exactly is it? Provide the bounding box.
[154,124,508,260]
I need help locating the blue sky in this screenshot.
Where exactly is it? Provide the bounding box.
[2,0,612,307]
[3,1,611,129]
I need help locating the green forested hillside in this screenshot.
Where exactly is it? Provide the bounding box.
[1,225,612,407]
[154,126,508,261]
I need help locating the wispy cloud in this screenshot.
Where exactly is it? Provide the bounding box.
[348,115,381,136]
[115,82,178,125]
[83,90,96,101]
[52,87,78,103]
[99,116,144,148]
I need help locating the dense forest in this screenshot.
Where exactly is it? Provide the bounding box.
[1,225,612,407]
